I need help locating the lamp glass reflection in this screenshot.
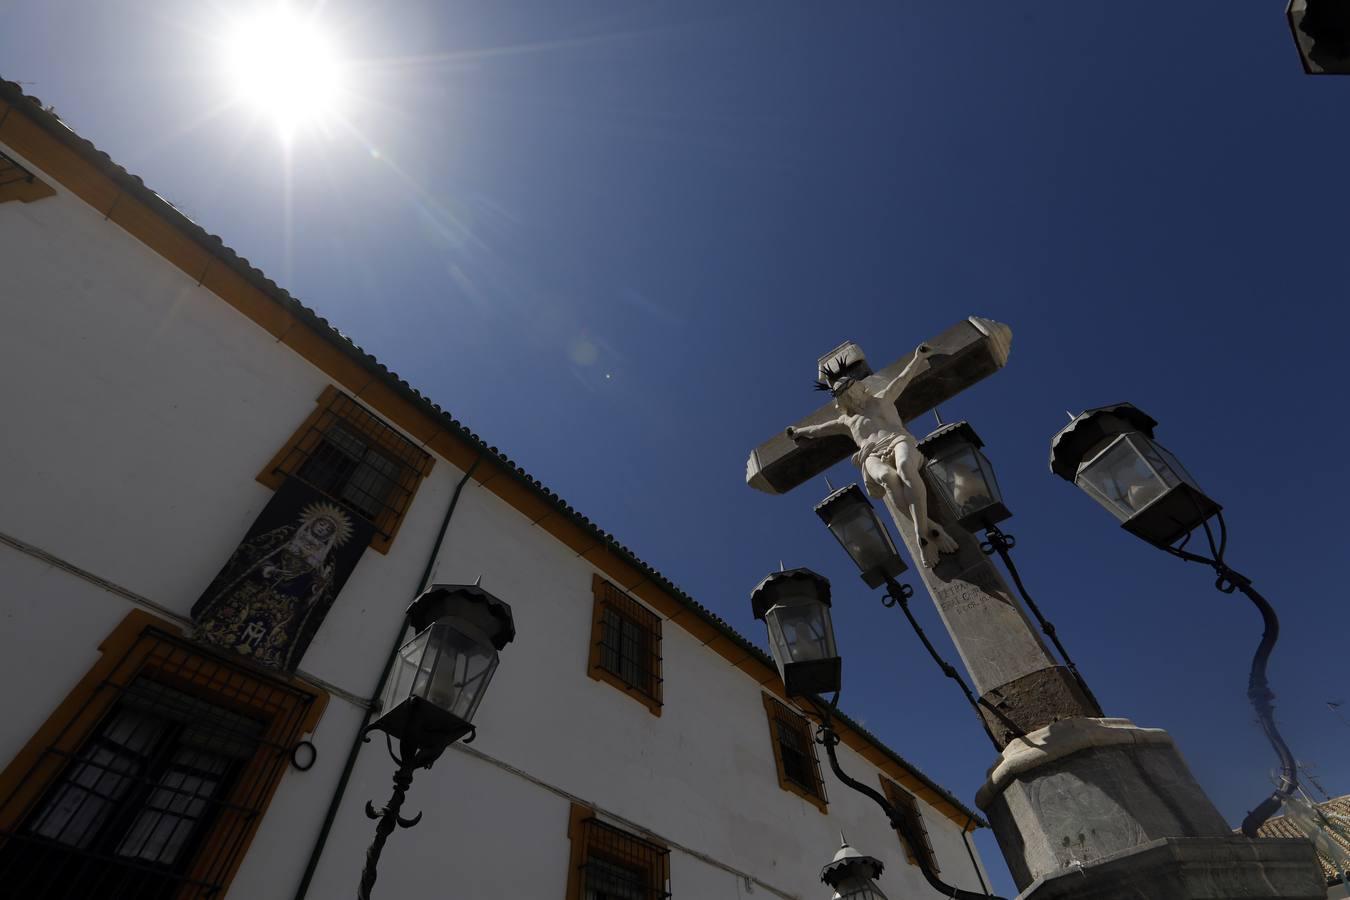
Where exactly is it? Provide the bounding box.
[1074,434,1199,523]
[927,445,1000,520]
[393,619,499,724]
[826,501,899,575]
[763,583,837,666]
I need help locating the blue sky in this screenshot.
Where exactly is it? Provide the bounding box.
[5,2,1348,894]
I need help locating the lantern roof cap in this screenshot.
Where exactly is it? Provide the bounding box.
[813,482,871,517]
[1049,403,1158,481]
[917,420,985,456]
[407,583,516,649]
[750,567,832,620]
[820,836,885,885]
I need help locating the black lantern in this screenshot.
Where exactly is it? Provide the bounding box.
[358,583,516,900]
[917,422,1011,533]
[369,583,516,755]
[750,567,841,697]
[1288,0,1350,74]
[820,838,889,900]
[814,484,907,588]
[1050,403,1220,548]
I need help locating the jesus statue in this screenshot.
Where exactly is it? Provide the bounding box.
[786,344,959,568]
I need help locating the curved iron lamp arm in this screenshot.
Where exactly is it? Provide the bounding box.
[880,577,1016,747]
[980,525,1102,716]
[1165,511,1296,837]
[806,698,1005,900]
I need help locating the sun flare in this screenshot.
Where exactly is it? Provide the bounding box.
[223,5,346,139]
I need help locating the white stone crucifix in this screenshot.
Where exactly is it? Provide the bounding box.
[746,316,1101,747]
[746,318,1309,898]
[746,316,1012,505]
[785,341,959,568]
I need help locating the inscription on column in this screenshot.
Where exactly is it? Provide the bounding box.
[935,566,1015,617]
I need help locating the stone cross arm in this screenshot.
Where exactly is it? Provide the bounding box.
[745,316,1013,495]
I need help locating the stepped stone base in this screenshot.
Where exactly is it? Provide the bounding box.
[978,719,1326,899]
[1019,836,1326,900]
[979,718,1234,888]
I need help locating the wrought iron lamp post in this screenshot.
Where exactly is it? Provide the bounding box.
[750,567,1003,900]
[821,837,890,900]
[1050,403,1297,835]
[356,583,516,900]
[1288,0,1350,74]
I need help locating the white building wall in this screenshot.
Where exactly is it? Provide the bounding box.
[0,135,989,900]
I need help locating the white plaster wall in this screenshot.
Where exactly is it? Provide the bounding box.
[0,137,989,900]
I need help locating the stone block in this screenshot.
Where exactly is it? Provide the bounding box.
[1020,836,1326,900]
[979,719,1232,889]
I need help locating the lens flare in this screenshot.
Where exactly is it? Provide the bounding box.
[223,5,346,139]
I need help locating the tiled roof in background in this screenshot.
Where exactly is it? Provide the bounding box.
[1255,795,1350,885]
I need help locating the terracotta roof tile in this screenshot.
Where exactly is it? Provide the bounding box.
[1252,795,1350,885]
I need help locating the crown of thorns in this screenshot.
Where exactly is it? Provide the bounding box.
[813,355,854,393]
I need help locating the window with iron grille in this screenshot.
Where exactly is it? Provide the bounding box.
[0,611,325,900]
[880,776,940,874]
[761,694,828,812]
[565,804,671,900]
[258,385,434,553]
[587,576,663,715]
[0,149,56,204]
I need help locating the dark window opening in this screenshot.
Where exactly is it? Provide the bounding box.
[588,577,663,713]
[261,386,434,552]
[763,695,827,808]
[776,724,816,793]
[0,620,321,900]
[575,815,670,900]
[584,856,651,900]
[296,423,402,523]
[0,679,263,900]
[881,778,940,874]
[599,608,651,693]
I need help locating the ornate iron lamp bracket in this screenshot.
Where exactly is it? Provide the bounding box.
[804,697,1005,900]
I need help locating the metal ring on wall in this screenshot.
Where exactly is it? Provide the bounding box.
[291,740,318,771]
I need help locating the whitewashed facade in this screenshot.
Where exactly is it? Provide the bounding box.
[0,83,992,900]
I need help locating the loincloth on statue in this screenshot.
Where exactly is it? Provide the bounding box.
[851,432,917,499]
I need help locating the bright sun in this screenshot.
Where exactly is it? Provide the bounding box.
[224,6,346,139]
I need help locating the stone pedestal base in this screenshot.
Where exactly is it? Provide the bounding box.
[1019,836,1326,900]
[977,717,1323,896]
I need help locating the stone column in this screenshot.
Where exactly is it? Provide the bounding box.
[881,483,1099,747]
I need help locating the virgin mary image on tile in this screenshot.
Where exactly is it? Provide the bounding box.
[191,477,374,671]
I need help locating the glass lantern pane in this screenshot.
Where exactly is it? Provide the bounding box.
[827,502,898,573]
[973,447,1004,506]
[1075,434,1178,521]
[766,598,834,664]
[380,629,431,714]
[1142,439,1202,491]
[928,446,995,519]
[421,621,500,723]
